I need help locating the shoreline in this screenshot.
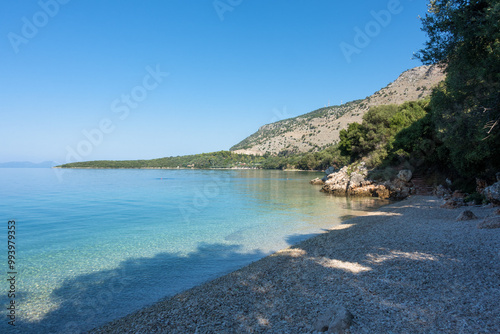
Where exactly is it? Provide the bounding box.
[91,196,500,333]
[53,166,322,172]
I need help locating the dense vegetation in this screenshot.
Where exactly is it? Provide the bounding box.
[58,151,268,169]
[415,0,500,185]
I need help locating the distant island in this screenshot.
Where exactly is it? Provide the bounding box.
[0,161,57,168]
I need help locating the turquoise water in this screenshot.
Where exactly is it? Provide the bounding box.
[0,168,388,333]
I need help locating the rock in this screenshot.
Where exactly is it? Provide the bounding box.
[321,163,412,199]
[397,169,413,182]
[349,172,365,188]
[441,198,465,209]
[375,185,390,199]
[310,178,324,185]
[483,181,500,204]
[314,305,353,333]
[456,210,478,221]
[328,305,353,334]
[477,216,500,229]
[314,310,333,332]
[495,209,500,215]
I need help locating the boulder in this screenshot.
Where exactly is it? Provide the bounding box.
[397,169,413,182]
[375,185,391,199]
[321,163,413,200]
[349,172,366,188]
[314,305,353,333]
[483,181,500,205]
[477,216,500,229]
[456,210,478,221]
[328,305,353,334]
[310,178,325,185]
[441,198,465,209]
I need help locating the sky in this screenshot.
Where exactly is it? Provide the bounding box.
[1,0,431,164]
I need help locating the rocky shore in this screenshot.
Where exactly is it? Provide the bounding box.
[90,196,500,333]
[310,163,415,200]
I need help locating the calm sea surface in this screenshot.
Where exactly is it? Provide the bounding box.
[0,168,388,333]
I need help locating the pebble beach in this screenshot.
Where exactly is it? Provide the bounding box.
[90,196,500,333]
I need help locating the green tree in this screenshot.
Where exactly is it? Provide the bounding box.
[338,122,363,159]
[417,0,500,178]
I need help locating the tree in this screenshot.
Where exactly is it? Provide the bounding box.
[416,0,500,179]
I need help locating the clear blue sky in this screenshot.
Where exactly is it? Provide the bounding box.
[0,0,430,164]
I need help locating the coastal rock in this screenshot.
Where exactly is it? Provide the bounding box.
[321,164,413,199]
[310,178,325,185]
[456,210,478,221]
[397,169,413,182]
[483,181,500,205]
[375,185,391,199]
[349,172,366,188]
[477,216,500,229]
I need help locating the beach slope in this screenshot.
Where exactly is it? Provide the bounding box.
[91,196,500,333]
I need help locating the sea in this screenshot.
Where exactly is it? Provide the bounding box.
[0,168,389,333]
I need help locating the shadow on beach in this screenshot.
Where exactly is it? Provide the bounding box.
[9,243,267,334]
[10,197,500,333]
[85,196,498,333]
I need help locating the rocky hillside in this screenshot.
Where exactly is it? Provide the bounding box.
[231,65,445,156]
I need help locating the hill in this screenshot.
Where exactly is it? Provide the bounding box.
[230,65,445,155]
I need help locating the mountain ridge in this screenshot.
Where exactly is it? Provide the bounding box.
[230,65,445,156]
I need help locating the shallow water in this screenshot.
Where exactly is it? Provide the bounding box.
[0,168,388,333]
